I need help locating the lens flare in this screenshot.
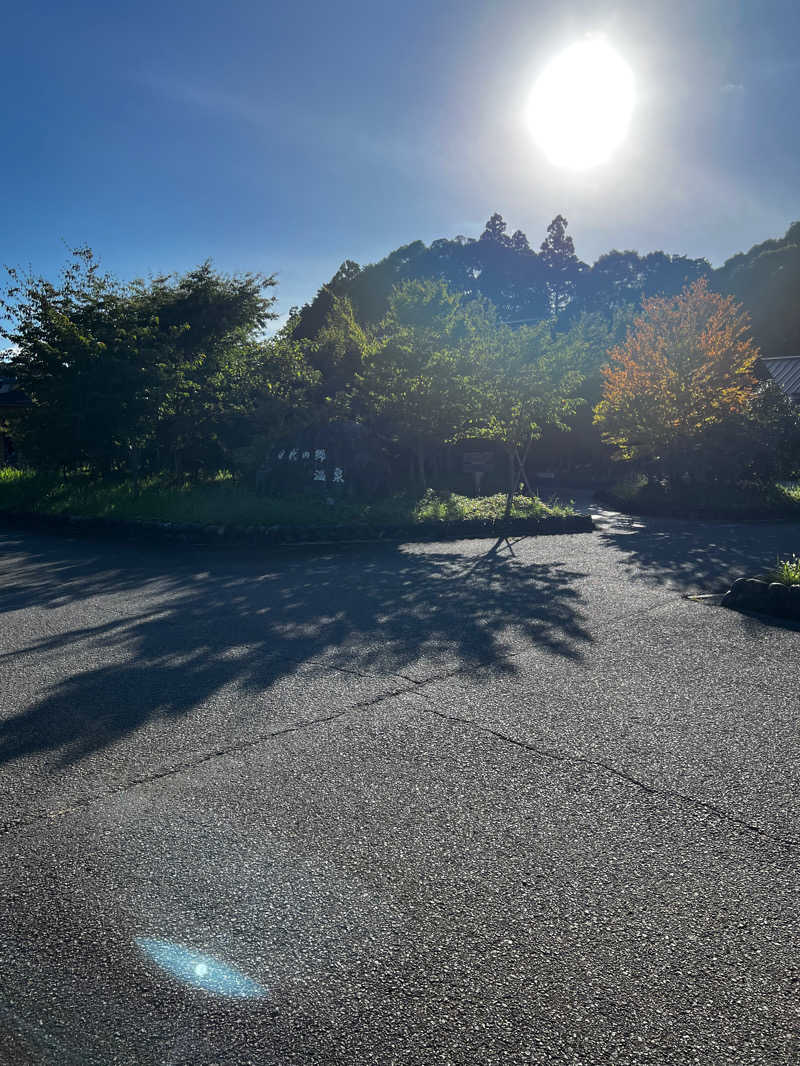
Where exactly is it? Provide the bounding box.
[527,38,635,170]
[136,937,267,999]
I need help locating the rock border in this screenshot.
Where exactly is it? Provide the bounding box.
[0,508,594,549]
[721,576,800,620]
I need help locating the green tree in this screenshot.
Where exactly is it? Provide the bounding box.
[568,249,710,320]
[696,381,800,485]
[357,280,486,488]
[466,319,585,513]
[480,212,512,246]
[714,222,800,357]
[292,217,552,339]
[537,310,634,474]
[231,319,321,475]
[471,214,549,323]
[135,261,279,476]
[540,215,583,316]
[3,249,155,471]
[356,277,588,500]
[1,249,280,476]
[304,290,368,403]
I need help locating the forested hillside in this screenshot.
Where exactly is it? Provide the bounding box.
[292,212,712,340]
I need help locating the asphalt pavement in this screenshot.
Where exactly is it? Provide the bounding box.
[0,504,798,1065]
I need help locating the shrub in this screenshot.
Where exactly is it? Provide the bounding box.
[767,555,800,585]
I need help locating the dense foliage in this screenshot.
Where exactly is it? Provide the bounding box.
[2,211,799,498]
[348,278,593,506]
[0,467,571,527]
[292,212,710,337]
[714,221,800,357]
[1,250,311,476]
[593,280,758,473]
[594,277,800,484]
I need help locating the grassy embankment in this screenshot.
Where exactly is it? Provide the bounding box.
[0,468,574,526]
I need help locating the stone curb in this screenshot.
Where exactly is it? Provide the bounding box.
[0,508,595,549]
[720,576,800,620]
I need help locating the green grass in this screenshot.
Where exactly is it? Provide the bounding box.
[411,488,573,522]
[0,468,573,527]
[780,481,800,505]
[765,554,800,585]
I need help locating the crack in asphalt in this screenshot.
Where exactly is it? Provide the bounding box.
[599,596,681,629]
[1,547,795,852]
[7,603,796,854]
[0,681,424,837]
[0,633,492,837]
[405,697,800,849]
[0,650,508,838]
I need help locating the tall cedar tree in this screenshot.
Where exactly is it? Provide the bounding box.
[539,215,581,316]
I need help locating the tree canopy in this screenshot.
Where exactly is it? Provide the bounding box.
[593,278,759,475]
[292,213,573,335]
[1,249,295,475]
[3,212,799,495]
[292,213,711,343]
[352,277,590,493]
[713,220,800,357]
[356,280,491,487]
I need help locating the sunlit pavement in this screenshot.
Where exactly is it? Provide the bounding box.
[0,514,798,1065]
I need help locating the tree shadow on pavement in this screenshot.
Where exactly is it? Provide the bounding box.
[597,515,800,593]
[0,532,591,768]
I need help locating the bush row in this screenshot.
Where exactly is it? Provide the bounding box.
[0,508,594,547]
[596,490,800,523]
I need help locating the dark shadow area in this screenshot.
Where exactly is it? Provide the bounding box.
[725,605,800,635]
[598,514,800,592]
[685,592,800,633]
[0,530,591,768]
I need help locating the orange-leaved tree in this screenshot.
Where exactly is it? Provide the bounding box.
[593,278,759,479]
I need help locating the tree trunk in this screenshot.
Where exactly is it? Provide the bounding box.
[666,446,686,491]
[416,439,427,492]
[504,448,516,518]
[129,447,141,497]
[504,443,536,516]
[516,442,536,499]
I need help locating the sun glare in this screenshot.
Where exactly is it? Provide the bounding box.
[527,38,634,170]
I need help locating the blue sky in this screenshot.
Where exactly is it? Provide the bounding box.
[2,0,799,322]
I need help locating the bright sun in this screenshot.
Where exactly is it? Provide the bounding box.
[527,38,635,170]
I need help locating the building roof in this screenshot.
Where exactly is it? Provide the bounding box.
[759,356,800,400]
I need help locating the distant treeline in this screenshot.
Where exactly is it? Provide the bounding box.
[292,212,800,358]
